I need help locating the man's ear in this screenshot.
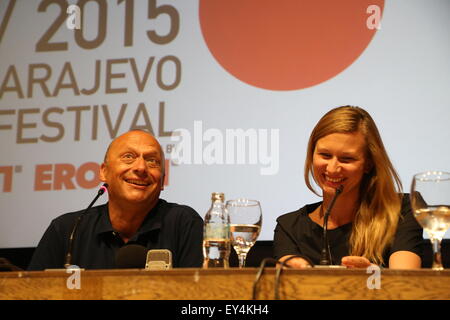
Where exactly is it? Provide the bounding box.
[99,162,107,182]
[160,174,166,191]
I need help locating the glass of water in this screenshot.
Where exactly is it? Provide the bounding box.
[410,171,450,270]
[226,199,262,268]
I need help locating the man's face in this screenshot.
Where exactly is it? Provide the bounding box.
[100,131,164,208]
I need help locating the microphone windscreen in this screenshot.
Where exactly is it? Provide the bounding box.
[145,249,172,270]
[115,244,147,269]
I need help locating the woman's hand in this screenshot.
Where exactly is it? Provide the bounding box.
[341,256,372,268]
[279,255,312,269]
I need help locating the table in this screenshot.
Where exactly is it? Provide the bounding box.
[1,268,449,300]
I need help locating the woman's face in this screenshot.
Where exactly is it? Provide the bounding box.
[312,131,371,198]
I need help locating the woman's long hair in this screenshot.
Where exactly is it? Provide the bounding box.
[304,106,402,265]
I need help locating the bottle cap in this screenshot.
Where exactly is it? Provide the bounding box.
[211,192,225,202]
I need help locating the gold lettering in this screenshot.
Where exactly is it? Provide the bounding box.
[17,108,39,144]
[0,109,16,131]
[92,105,99,140]
[74,0,107,49]
[0,65,24,99]
[53,62,80,96]
[158,101,173,137]
[105,58,128,94]
[67,106,90,141]
[80,60,101,95]
[28,64,52,98]
[129,102,154,134]
[40,107,64,142]
[0,0,16,46]
[129,57,155,92]
[102,103,127,138]
[157,55,181,90]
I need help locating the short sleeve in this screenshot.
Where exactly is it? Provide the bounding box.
[389,195,424,261]
[273,216,303,260]
[175,208,204,268]
[27,220,66,270]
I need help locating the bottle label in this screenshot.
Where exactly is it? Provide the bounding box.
[204,223,230,240]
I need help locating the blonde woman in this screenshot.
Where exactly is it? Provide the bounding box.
[274,106,423,269]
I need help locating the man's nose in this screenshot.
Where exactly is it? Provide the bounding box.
[132,156,148,175]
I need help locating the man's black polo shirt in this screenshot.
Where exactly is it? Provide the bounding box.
[28,199,204,270]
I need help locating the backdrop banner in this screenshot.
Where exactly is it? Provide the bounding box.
[1,0,449,248]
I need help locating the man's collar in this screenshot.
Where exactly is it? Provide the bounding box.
[95,199,164,237]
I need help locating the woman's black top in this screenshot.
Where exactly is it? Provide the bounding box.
[273,195,424,267]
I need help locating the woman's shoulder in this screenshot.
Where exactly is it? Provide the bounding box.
[277,202,321,224]
[399,193,412,215]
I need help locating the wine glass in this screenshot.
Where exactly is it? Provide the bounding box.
[410,171,450,270]
[226,199,262,268]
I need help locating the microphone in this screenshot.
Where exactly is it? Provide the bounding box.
[145,249,172,270]
[319,185,344,266]
[64,183,108,268]
[0,257,23,272]
[116,244,148,268]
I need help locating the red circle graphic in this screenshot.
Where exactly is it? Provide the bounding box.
[199,0,384,91]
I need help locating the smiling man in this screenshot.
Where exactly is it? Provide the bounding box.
[28,130,204,270]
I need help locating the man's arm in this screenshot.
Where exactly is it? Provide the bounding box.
[28,222,65,270]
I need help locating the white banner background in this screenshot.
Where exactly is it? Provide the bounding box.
[1,0,449,248]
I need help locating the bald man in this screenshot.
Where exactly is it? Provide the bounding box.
[28,130,203,270]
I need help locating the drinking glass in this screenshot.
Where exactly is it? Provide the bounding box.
[410,171,450,270]
[226,199,262,268]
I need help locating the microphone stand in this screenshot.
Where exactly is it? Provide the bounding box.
[64,183,108,268]
[319,185,343,266]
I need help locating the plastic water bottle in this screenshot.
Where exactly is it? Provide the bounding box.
[203,192,231,268]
